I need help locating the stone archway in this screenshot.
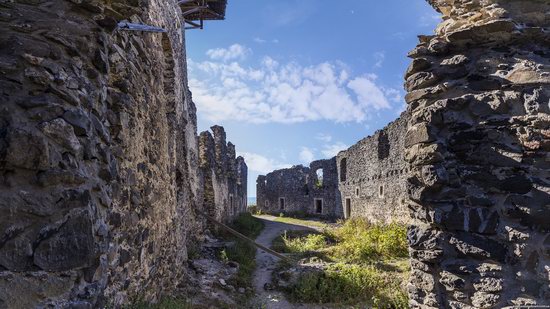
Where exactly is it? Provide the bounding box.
[404,1,550,308]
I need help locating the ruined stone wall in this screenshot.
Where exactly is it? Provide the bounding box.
[257,159,341,218]
[0,0,245,307]
[405,0,550,307]
[199,126,248,223]
[336,112,410,223]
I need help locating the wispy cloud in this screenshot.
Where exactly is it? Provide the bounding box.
[315,133,332,143]
[321,142,348,158]
[206,44,251,62]
[254,37,279,44]
[189,44,402,124]
[373,51,385,68]
[238,152,291,174]
[299,147,315,164]
[263,0,316,27]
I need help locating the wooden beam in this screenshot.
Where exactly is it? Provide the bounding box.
[195,209,292,262]
[181,5,207,17]
[117,22,166,33]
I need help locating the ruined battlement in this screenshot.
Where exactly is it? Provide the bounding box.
[257,158,340,218]
[199,126,247,223]
[257,112,410,223]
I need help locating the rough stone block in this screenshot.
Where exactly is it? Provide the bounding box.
[33,210,95,271]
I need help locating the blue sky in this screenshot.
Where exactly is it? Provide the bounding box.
[186,0,441,198]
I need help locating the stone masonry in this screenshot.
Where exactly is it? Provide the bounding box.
[337,112,410,223]
[257,158,341,218]
[405,0,550,308]
[199,126,248,223]
[0,0,245,307]
[257,114,410,223]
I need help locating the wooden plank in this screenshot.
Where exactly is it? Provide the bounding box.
[195,209,292,262]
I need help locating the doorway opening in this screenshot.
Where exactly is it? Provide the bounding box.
[345,198,351,218]
[314,198,323,214]
[279,197,285,210]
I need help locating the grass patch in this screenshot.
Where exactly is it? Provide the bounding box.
[289,263,408,307]
[272,218,409,307]
[231,212,264,238]
[272,230,329,254]
[327,219,408,263]
[271,216,329,229]
[219,213,264,291]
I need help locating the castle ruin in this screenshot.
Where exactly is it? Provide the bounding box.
[0,0,548,308]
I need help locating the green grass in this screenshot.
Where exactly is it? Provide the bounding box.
[327,219,408,263]
[272,230,329,254]
[271,216,329,229]
[289,263,408,307]
[272,218,409,307]
[219,213,265,292]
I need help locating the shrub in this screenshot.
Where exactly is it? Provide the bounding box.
[231,212,264,239]
[272,231,328,254]
[328,218,408,263]
[289,263,408,308]
[222,213,265,290]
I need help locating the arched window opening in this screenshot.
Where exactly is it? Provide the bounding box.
[315,168,324,188]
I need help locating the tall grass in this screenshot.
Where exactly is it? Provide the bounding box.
[220,213,264,290]
[273,218,409,307]
[328,219,408,263]
[289,263,408,307]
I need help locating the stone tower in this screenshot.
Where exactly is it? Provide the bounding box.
[405,0,550,308]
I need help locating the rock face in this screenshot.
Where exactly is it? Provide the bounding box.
[0,0,245,307]
[256,159,341,218]
[337,112,410,223]
[405,0,550,307]
[199,126,248,223]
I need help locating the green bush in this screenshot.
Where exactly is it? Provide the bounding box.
[272,218,409,307]
[328,219,408,263]
[221,213,265,290]
[289,263,408,308]
[248,205,262,215]
[231,212,264,238]
[273,231,328,254]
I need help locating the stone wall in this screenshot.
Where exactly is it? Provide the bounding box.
[336,112,410,223]
[257,159,341,218]
[199,126,248,223]
[405,0,550,307]
[0,0,245,307]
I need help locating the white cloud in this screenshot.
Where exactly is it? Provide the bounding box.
[374,51,385,68]
[254,37,279,44]
[347,75,392,110]
[315,133,332,143]
[206,44,251,62]
[189,45,401,124]
[321,142,348,158]
[238,152,291,174]
[299,147,315,164]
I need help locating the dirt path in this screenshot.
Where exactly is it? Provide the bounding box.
[249,215,325,309]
